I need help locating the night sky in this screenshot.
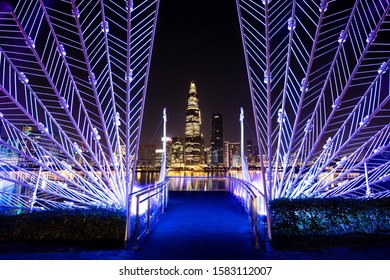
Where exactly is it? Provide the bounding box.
[142,0,255,147]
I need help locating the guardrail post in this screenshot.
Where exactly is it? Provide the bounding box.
[253,196,259,249]
[133,195,140,250]
[146,189,151,234]
[162,183,166,213]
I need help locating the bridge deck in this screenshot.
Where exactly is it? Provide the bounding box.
[130,191,263,259]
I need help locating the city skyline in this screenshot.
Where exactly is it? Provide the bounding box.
[140,0,255,146]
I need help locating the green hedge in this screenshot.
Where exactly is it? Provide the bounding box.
[269,198,390,237]
[0,208,126,245]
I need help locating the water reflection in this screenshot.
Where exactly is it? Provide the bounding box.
[135,170,263,192]
[168,177,228,191]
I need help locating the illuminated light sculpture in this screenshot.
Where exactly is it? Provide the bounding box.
[237,0,390,200]
[0,0,160,237]
[240,107,251,183]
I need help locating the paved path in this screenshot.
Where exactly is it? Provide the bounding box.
[1,192,389,260]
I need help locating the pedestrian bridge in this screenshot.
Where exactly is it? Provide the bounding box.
[129,176,267,259]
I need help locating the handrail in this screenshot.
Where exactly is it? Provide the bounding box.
[130,179,168,249]
[227,177,261,249]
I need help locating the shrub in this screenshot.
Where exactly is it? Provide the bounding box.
[0,207,126,246]
[269,197,390,237]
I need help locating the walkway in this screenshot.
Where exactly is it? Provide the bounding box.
[0,191,390,260]
[130,191,262,259]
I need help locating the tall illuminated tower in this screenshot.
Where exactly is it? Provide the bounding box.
[184,81,203,166]
[211,113,223,166]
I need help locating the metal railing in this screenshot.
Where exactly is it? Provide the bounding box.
[130,179,168,249]
[227,177,262,249]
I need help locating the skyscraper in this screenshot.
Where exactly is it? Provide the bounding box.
[170,136,185,168]
[210,113,223,166]
[184,81,203,166]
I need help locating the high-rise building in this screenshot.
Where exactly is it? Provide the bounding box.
[170,136,185,168]
[137,144,156,167]
[204,146,212,166]
[224,141,241,168]
[184,81,203,166]
[246,140,253,155]
[210,113,223,166]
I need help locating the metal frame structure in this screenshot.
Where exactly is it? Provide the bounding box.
[0,0,160,218]
[237,0,390,200]
[0,0,389,245]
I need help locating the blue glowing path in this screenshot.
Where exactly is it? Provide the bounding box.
[131,191,263,259]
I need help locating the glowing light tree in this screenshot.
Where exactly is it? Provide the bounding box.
[236,0,390,200]
[0,0,160,225]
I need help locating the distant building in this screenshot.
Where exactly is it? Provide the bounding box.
[161,137,172,167]
[224,141,241,168]
[155,149,163,167]
[170,136,185,168]
[210,113,223,166]
[137,144,156,167]
[184,81,203,166]
[246,140,253,156]
[246,140,260,166]
[204,146,212,166]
